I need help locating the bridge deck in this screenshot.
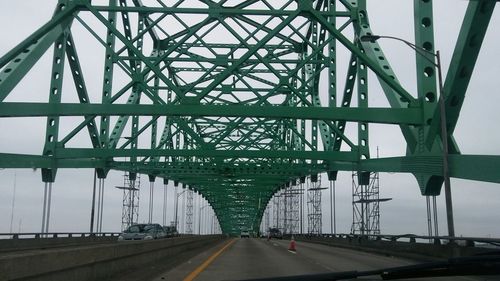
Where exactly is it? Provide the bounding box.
[154,238,494,281]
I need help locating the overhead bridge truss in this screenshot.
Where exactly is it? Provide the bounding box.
[0,0,497,235]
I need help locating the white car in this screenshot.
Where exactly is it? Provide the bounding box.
[240,230,250,238]
[118,223,166,241]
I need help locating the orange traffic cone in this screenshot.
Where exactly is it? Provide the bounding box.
[288,235,296,252]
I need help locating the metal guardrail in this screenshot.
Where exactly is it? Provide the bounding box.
[288,233,500,248]
[0,232,206,254]
[0,232,121,239]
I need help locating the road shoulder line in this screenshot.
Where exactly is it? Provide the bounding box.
[183,238,236,281]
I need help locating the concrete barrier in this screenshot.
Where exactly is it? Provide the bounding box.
[295,235,497,260]
[0,235,118,253]
[0,235,225,281]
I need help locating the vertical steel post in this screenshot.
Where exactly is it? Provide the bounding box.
[148,182,154,224]
[129,179,134,227]
[99,0,117,150]
[426,196,433,239]
[299,183,303,234]
[361,183,365,235]
[181,190,186,233]
[330,181,333,234]
[90,169,97,233]
[432,196,439,236]
[99,179,105,232]
[41,182,48,234]
[198,205,202,235]
[331,180,336,234]
[9,172,17,234]
[174,188,179,231]
[163,183,168,226]
[96,179,102,232]
[45,183,53,234]
[436,51,455,237]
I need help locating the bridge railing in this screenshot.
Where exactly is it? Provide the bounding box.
[0,232,121,254]
[285,233,500,259]
[287,233,500,248]
[0,232,120,239]
[0,232,211,254]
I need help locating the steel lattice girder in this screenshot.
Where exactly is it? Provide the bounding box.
[0,0,497,234]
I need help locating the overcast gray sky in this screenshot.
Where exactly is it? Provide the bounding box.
[0,0,499,237]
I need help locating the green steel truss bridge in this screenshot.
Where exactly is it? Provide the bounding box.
[0,0,497,235]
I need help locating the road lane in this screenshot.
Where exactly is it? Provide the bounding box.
[194,238,331,280]
[154,238,496,281]
[271,239,417,272]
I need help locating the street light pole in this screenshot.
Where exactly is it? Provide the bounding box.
[359,35,455,237]
[175,189,187,232]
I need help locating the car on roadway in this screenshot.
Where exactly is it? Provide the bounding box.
[163,225,179,238]
[268,228,283,239]
[118,223,166,241]
[240,230,250,238]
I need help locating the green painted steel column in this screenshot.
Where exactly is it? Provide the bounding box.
[64,33,101,149]
[328,0,337,136]
[357,51,369,161]
[99,0,117,151]
[41,29,68,182]
[358,2,370,187]
[413,0,442,195]
[414,0,438,128]
[129,6,146,180]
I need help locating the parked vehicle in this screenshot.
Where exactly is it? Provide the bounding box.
[118,223,166,241]
[268,228,283,239]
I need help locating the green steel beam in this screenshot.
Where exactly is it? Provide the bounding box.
[2,153,498,185]
[425,1,496,149]
[357,40,370,161]
[353,11,419,151]
[88,5,351,17]
[0,10,74,102]
[65,32,101,149]
[0,3,77,70]
[357,155,500,188]
[41,27,70,183]
[311,9,416,105]
[0,103,423,125]
[56,148,358,161]
[410,0,444,194]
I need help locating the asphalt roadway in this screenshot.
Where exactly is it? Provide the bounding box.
[152,238,496,281]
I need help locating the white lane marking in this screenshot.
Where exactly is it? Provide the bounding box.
[273,243,279,247]
[288,250,297,254]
